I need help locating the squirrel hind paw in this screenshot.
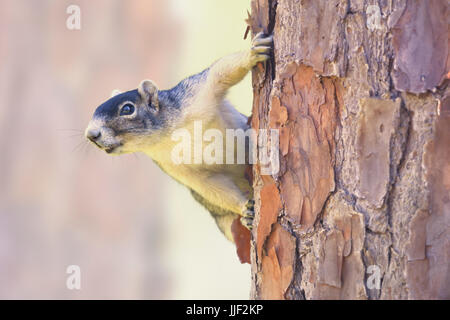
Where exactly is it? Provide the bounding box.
[240,199,255,230]
[245,199,255,212]
[240,215,254,230]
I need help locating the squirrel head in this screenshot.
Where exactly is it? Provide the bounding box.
[85,80,164,154]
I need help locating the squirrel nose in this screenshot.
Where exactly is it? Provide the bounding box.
[86,128,101,141]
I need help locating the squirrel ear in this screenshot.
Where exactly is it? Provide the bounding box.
[138,80,159,110]
[111,89,122,97]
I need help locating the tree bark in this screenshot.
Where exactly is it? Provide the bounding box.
[249,0,449,300]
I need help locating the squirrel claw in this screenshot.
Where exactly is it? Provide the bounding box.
[240,216,254,230]
[245,199,255,213]
[252,32,273,46]
[241,199,255,230]
[249,33,273,67]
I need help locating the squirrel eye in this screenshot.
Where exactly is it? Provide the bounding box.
[120,103,135,116]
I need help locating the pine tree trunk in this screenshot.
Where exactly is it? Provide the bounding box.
[249,0,449,300]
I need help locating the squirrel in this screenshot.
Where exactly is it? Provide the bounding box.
[85,32,273,243]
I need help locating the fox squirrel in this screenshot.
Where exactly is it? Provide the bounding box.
[85,33,272,255]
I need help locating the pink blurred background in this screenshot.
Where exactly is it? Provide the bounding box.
[0,0,252,299]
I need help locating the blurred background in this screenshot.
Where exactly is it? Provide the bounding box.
[0,0,253,299]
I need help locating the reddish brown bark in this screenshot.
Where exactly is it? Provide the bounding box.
[249,0,449,300]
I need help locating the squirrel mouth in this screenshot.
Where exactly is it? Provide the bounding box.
[104,143,122,154]
[88,140,120,153]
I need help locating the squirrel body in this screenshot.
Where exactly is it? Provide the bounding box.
[86,33,272,241]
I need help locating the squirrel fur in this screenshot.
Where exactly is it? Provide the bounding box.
[85,33,273,242]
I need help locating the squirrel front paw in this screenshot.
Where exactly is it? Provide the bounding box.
[248,32,273,68]
[240,199,255,230]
